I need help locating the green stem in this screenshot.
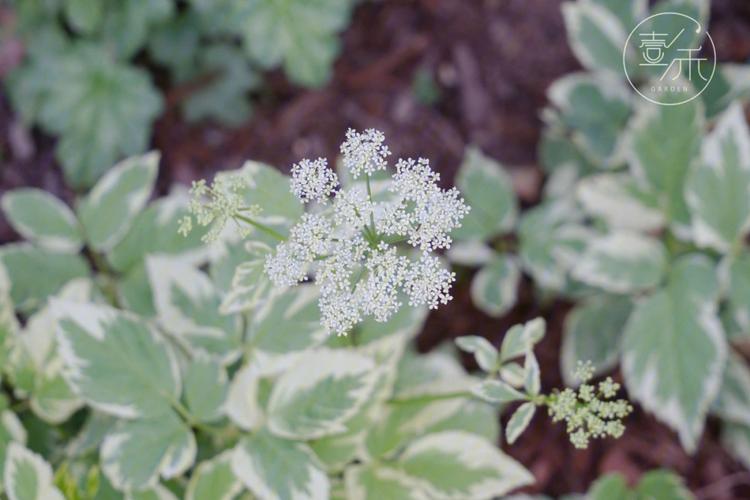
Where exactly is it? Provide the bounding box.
[387,391,473,405]
[235,214,286,241]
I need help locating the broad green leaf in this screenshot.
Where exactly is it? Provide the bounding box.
[0,264,19,370]
[397,431,533,499]
[547,73,631,166]
[726,251,750,336]
[186,452,242,500]
[586,473,629,500]
[454,336,498,373]
[78,152,158,251]
[500,318,546,363]
[722,422,750,470]
[219,243,274,315]
[471,379,525,404]
[1,189,82,252]
[8,44,162,187]
[127,484,179,500]
[64,0,103,34]
[52,300,181,419]
[3,443,64,500]
[91,0,174,59]
[686,103,750,252]
[628,87,703,235]
[245,284,327,374]
[453,147,518,241]
[392,350,475,399]
[635,470,694,500]
[108,193,208,273]
[446,240,495,267]
[0,244,89,313]
[184,355,228,424]
[236,0,353,87]
[231,429,328,500]
[354,302,427,346]
[561,295,632,385]
[101,410,195,491]
[345,464,426,500]
[470,255,520,318]
[267,349,379,440]
[622,255,727,452]
[572,231,667,293]
[506,402,536,445]
[234,161,303,224]
[225,365,264,431]
[576,173,664,231]
[117,264,156,317]
[712,352,750,427]
[147,257,241,364]
[0,412,27,492]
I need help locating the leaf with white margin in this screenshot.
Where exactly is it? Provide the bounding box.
[392,349,475,399]
[1,189,82,252]
[686,103,750,253]
[0,244,89,313]
[506,402,536,445]
[576,173,664,231]
[453,147,518,241]
[446,240,495,267]
[572,231,667,293]
[712,352,750,427]
[561,295,632,386]
[184,355,228,423]
[500,318,546,363]
[472,379,525,404]
[101,410,196,491]
[455,336,498,373]
[231,428,328,500]
[127,484,179,500]
[561,0,634,75]
[219,244,274,314]
[147,256,241,364]
[627,82,703,235]
[245,284,327,376]
[726,251,750,336]
[53,300,181,419]
[77,152,158,251]
[471,255,520,318]
[546,73,631,166]
[524,351,540,396]
[186,452,243,500]
[0,412,27,491]
[622,254,727,452]
[267,348,379,440]
[354,303,427,346]
[225,364,264,431]
[233,161,303,224]
[722,422,750,470]
[3,443,64,500]
[345,464,428,500]
[397,430,534,499]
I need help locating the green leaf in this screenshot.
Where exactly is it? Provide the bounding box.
[0,244,89,313]
[1,189,82,252]
[127,484,179,500]
[586,473,629,500]
[722,422,750,470]
[524,352,540,396]
[184,355,228,424]
[686,103,750,252]
[471,379,525,404]
[267,349,379,440]
[64,0,103,34]
[506,402,536,445]
[147,257,242,364]
[236,0,353,87]
[572,231,667,293]
[561,295,632,385]
[547,73,631,166]
[186,452,242,500]
[500,318,546,363]
[627,87,703,235]
[397,430,533,498]
[231,429,329,500]
[726,251,750,337]
[0,411,27,492]
[470,255,520,318]
[622,254,727,452]
[453,147,518,241]
[78,152,158,251]
[100,410,195,491]
[219,243,274,315]
[712,352,750,427]
[117,264,156,317]
[93,0,174,59]
[234,161,303,223]
[344,464,425,500]
[3,443,64,500]
[454,336,498,373]
[635,470,694,500]
[9,44,162,187]
[108,193,208,274]
[52,300,181,419]
[225,365,264,431]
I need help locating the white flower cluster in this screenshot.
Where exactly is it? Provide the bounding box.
[264,129,469,335]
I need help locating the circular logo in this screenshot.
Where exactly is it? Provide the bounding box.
[623,11,716,106]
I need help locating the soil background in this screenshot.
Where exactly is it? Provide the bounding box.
[3,0,750,498]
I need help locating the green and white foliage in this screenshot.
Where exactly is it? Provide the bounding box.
[585,470,694,500]
[3,443,64,500]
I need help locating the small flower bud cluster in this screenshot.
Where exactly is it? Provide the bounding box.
[264,129,469,335]
[546,361,632,449]
[178,174,260,243]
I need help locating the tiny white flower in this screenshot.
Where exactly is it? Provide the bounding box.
[340,128,391,178]
[290,158,339,204]
[404,253,455,310]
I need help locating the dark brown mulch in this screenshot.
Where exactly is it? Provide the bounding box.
[3,0,750,497]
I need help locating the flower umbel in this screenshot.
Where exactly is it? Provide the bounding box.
[264,129,469,335]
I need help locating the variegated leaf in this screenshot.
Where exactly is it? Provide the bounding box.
[500,318,546,363]
[219,243,274,314]
[3,443,64,500]
[726,251,750,337]
[225,364,264,431]
[470,255,520,318]
[455,336,498,373]
[576,173,664,231]
[713,352,750,427]
[471,379,525,404]
[186,452,243,500]
[345,464,427,500]
[184,355,228,423]
[506,402,536,445]
[0,412,27,492]
[1,189,82,252]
